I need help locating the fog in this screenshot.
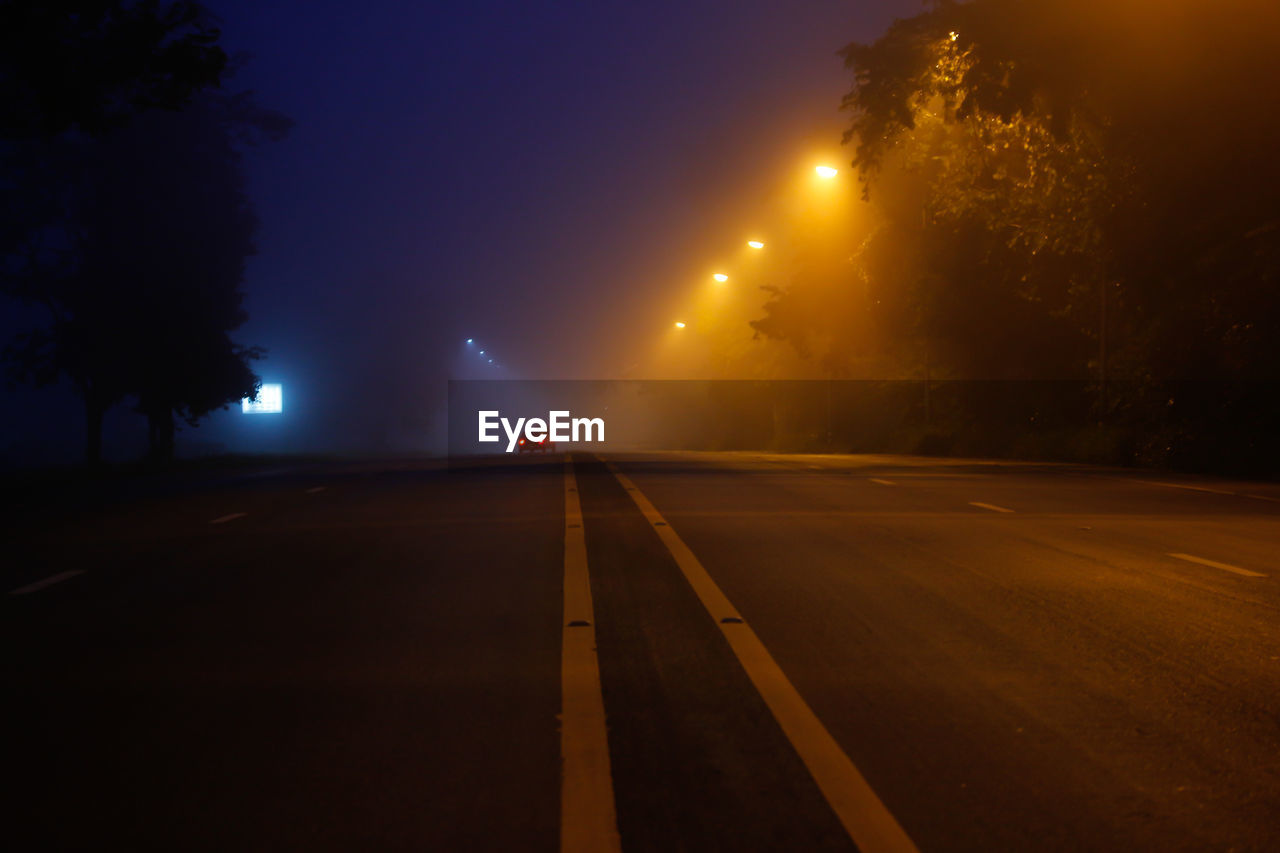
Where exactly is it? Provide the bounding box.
[1,0,918,465]
[5,0,1280,472]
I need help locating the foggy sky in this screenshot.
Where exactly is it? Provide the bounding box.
[1,0,917,462]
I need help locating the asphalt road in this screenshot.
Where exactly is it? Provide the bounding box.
[6,452,1279,851]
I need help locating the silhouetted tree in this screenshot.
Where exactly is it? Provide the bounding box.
[75,90,286,463]
[3,3,290,466]
[0,0,225,140]
[1,0,228,466]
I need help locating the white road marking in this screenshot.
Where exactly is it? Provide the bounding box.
[10,570,85,596]
[560,457,621,853]
[1131,479,1237,496]
[305,486,326,494]
[1091,473,1280,505]
[969,501,1014,513]
[869,478,896,486]
[1167,553,1266,578]
[608,460,919,853]
[209,512,248,525]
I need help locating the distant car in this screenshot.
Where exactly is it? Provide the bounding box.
[516,436,555,454]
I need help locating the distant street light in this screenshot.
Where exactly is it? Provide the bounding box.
[815,165,839,179]
[747,240,764,249]
[674,321,686,329]
[479,350,485,355]
[713,273,729,282]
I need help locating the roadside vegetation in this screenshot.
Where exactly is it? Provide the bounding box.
[751,0,1280,474]
[1,0,289,467]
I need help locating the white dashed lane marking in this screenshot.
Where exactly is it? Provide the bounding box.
[969,502,1015,514]
[10,570,86,596]
[1168,553,1266,578]
[209,512,248,525]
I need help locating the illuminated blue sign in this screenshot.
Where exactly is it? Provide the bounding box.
[242,383,283,414]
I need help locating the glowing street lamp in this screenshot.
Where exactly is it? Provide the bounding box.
[712,273,729,282]
[815,165,839,179]
[674,321,686,329]
[747,240,764,249]
[466,338,474,344]
[479,350,485,355]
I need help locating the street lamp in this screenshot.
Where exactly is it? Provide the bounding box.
[747,240,764,249]
[674,321,686,329]
[713,273,729,282]
[466,338,474,344]
[815,165,838,179]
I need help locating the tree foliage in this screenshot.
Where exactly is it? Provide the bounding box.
[0,0,226,140]
[753,0,1280,468]
[1,1,288,465]
[843,0,1280,380]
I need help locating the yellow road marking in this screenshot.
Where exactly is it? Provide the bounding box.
[606,460,918,853]
[1168,553,1266,578]
[560,457,621,853]
[869,478,896,486]
[969,501,1014,514]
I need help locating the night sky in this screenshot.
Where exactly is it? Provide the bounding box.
[2,0,917,462]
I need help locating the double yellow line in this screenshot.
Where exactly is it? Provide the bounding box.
[559,455,918,853]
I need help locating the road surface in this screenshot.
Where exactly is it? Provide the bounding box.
[6,452,1279,851]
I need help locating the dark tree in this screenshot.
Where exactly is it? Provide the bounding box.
[831,0,1280,388]
[1,0,228,466]
[3,3,289,467]
[75,92,285,463]
[0,0,226,140]
[754,0,1280,468]
[3,137,135,466]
